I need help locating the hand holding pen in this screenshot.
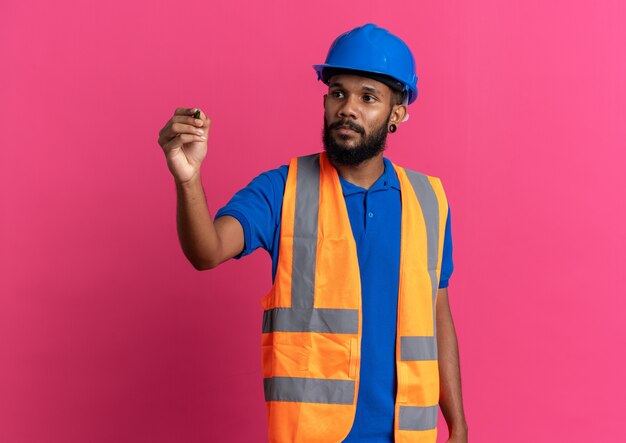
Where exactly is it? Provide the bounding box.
[157,107,211,185]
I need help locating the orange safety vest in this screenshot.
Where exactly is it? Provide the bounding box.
[260,152,448,443]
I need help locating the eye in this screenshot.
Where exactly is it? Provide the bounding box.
[331,90,344,98]
[363,95,377,103]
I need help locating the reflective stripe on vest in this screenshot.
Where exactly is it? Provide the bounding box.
[260,152,448,443]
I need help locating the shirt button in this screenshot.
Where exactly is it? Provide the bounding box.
[368,212,374,218]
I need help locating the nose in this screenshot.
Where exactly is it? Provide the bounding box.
[337,94,358,119]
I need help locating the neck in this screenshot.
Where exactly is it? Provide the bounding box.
[329,152,385,190]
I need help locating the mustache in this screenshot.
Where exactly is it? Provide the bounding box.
[329,120,364,134]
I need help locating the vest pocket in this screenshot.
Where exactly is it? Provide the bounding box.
[267,332,310,374]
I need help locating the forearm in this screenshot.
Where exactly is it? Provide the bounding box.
[175,174,222,270]
[436,289,468,439]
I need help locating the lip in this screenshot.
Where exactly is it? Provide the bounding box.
[334,126,358,135]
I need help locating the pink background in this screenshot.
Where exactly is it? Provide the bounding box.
[2,1,625,442]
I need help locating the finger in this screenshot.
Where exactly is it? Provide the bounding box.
[159,117,207,147]
[190,112,211,130]
[191,108,205,120]
[174,107,207,124]
[170,121,207,137]
[171,114,209,129]
[161,132,207,151]
[174,108,210,127]
[158,119,204,147]
[174,107,199,116]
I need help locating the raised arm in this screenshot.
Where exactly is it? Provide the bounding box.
[158,107,244,270]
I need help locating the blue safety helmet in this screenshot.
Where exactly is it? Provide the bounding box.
[313,23,419,104]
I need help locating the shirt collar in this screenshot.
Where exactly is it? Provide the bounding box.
[338,157,401,196]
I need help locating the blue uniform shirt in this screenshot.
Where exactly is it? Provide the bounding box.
[215,156,454,442]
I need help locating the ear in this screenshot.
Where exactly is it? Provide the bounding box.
[323,93,327,108]
[390,104,407,125]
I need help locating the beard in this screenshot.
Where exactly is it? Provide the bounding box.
[322,110,392,166]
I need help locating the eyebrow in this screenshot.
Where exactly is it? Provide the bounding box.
[329,81,383,96]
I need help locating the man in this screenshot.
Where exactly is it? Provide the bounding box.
[158,23,467,443]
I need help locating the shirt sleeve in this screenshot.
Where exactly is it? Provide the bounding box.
[438,205,454,288]
[214,165,288,259]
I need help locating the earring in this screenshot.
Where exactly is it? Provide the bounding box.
[388,124,397,133]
